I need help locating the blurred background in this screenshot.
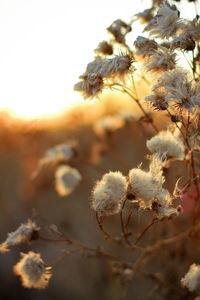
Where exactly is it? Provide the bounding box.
[0,0,199,299]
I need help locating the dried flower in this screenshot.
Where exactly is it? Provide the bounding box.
[107,19,131,44]
[144,49,176,72]
[0,220,39,253]
[153,68,200,111]
[14,252,52,289]
[55,165,82,197]
[128,154,165,209]
[135,8,154,24]
[181,264,200,292]
[181,16,200,41]
[128,168,160,209]
[74,73,104,99]
[128,153,179,217]
[74,54,134,99]
[144,2,182,39]
[95,41,113,55]
[146,130,185,160]
[99,54,134,79]
[172,33,195,51]
[92,171,127,216]
[145,90,168,110]
[134,36,158,59]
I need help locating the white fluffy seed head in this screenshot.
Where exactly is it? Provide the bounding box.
[13,252,52,289]
[146,130,185,160]
[92,171,127,216]
[0,220,39,253]
[144,3,181,39]
[145,50,176,72]
[55,165,82,197]
[181,264,200,292]
[128,168,160,209]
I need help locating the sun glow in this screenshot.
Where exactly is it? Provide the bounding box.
[0,0,195,120]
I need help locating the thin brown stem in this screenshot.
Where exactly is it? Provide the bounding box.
[134,218,159,244]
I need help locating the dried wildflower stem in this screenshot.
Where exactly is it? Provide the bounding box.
[96,212,142,250]
[192,50,196,79]
[120,203,139,250]
[96,212,122,244]
[145,228,191,253]
[183,112,200,212]
[171,111,200,215]
[40,232,131,266]
[110,83,159,133]
[48,248,83,266]
[134,217,159,245]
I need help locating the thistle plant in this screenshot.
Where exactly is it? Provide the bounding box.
[2,0,200,299]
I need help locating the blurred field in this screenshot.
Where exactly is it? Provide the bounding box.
[0,94,197,300]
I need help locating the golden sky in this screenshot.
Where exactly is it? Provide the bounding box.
[0,0,196,119]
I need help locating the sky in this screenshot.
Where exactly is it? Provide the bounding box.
[0,0,196,119]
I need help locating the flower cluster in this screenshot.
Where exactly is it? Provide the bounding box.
[92,153,180,219]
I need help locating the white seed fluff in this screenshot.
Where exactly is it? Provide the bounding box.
[128,168,159,209]
[181,264,200,292]
[55,165,82,197]
[14,252,52,289]
[92,171,127,216]
[146,130,185,160]
[0,220,39,253]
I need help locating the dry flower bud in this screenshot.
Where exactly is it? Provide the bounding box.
[0,220,40,253]
[92,171,127,216]
[14,252,52,289]
[55,165,82,197]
